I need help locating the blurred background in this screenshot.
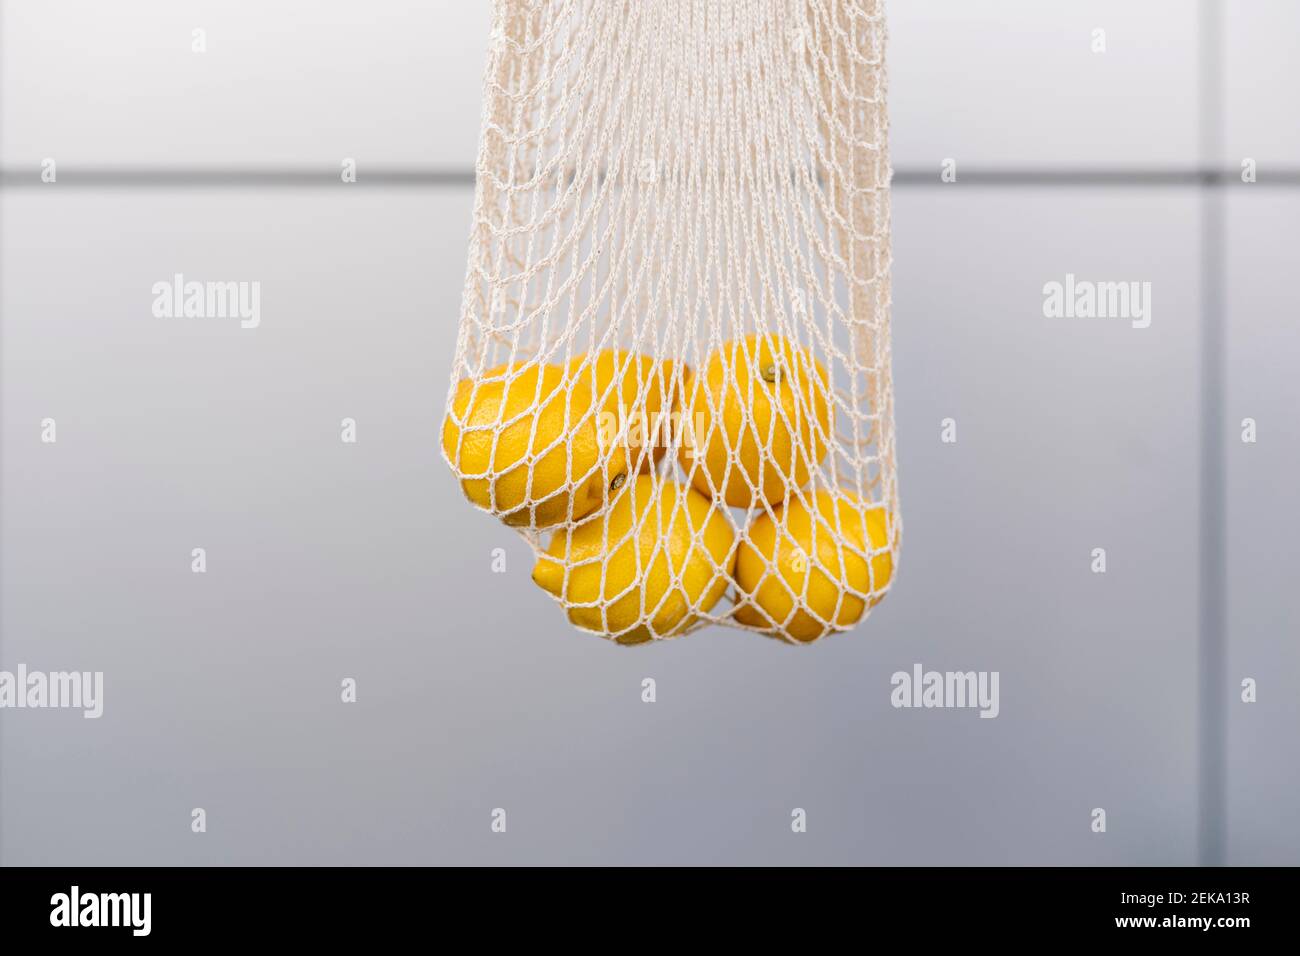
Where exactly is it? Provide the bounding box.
[1,0,1296,865]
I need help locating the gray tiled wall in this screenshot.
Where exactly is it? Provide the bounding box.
[1,0,1295,866]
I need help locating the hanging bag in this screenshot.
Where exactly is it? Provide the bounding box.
[442,0,900,644]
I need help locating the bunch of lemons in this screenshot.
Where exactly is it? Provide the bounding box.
[441,334,894,644]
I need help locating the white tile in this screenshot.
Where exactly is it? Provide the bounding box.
[1,1,1206,174]
[1224,0,1300,167]
[0,0,488,168]
[1225,191,1300,865]
[889,0,1200,169]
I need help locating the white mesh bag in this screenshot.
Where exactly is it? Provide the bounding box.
[441,0,900,645]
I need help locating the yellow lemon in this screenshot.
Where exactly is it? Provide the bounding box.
[733,490,893,642]
[676,333,831,508]
[441,362,629,528]
[567,349,679,474]
[532,475,736,643]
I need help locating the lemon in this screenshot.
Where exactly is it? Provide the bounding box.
[532,475,736,643]
[441,362,629,528]
[567,349,678,474]
[733,490,893,642]
[676,333,831,507]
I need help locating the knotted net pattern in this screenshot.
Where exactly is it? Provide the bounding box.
[443,0,899,643]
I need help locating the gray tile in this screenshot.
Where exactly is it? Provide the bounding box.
[1224,191,1300,865]
[1,186,1202,863]
[886,187,1201,863]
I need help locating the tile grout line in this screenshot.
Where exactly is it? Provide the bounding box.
[1198,0,1228,868]
[1,167,1300,189]
[0,0,7,869]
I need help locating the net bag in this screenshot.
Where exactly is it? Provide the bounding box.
[442,0,900,645]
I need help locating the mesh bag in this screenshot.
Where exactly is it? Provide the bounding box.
[442,0,900,644]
